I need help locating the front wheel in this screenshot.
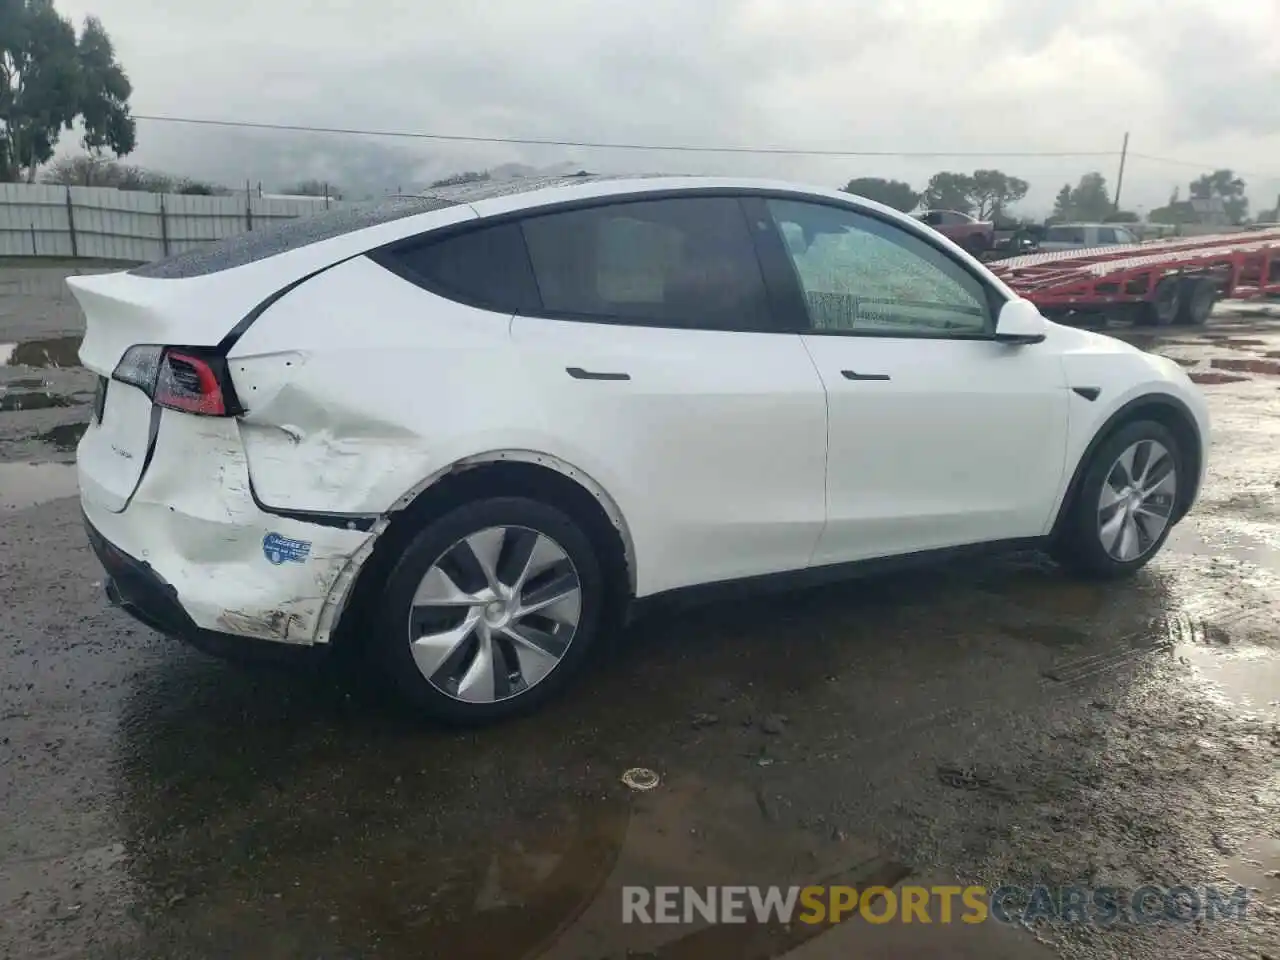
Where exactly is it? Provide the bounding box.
[372,497,605,724]
[1051,420,1183,579]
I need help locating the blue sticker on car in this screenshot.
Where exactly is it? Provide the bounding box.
[263,532,311,566]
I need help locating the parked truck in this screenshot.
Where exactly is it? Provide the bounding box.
[987,227,1280,327]
[916,210,994,256]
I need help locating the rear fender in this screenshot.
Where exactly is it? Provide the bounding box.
[313,448,638,643]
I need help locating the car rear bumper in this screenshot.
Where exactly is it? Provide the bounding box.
[84,511,339,665]
[77,408,376,645]
[84,512,193,636]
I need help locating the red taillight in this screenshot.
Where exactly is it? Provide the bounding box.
[112,345,238,417]
[156,351,227,415]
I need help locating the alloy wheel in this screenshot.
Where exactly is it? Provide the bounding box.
[1097,439,1178,562]
[407,525,583,703]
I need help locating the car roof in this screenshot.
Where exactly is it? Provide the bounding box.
[129,174,1011,288]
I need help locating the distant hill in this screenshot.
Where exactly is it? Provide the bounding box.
[108,125,596,202]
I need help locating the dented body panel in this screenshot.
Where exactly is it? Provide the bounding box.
[79,409,371,643]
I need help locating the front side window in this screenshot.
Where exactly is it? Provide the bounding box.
[520,197,773,331]
[1097,227,1119,244]
[765,199,992,337]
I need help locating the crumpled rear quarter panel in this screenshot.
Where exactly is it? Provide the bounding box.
[81,409,372,643]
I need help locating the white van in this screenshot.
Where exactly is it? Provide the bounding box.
[1039,222,1141,253]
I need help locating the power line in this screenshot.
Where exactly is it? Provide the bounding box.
[1129,152,1278,181]
[131,113,1120,160]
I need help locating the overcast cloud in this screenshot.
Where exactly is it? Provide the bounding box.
[54,0,1280,214]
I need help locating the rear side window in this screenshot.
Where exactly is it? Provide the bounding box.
[520,197,774,331]
[385,222,541,313]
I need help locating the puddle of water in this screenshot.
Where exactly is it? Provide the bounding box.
[1226,836,1280,898]
[0,462,79,511]
[0,391,75,412]
[1190,371,1249,385]
[1169,521,1280,574]
[0,335,83,369]
[1211,357,1280,375]
[1176,643,1280,718]
[35,422,88,451]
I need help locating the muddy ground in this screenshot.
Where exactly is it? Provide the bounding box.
[1,262,1278,960]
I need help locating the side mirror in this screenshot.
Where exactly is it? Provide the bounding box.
[994,299,1047,345]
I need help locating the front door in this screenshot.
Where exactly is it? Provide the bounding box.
[754,196,1070,566]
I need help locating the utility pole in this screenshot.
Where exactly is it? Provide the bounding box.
[1113,131,1129,213]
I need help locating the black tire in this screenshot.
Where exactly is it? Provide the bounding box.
[1134,277,1182,327]
[371,496,605,724]
[964,235,990,257]
[1050,419,1183,580]
[1173,277,1217,326]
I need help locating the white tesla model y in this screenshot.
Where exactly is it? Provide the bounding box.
[70,175,1209,723]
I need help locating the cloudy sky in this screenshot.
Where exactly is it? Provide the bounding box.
[56,0,1280,215]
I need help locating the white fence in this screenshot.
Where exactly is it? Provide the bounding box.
[0,183,340,262]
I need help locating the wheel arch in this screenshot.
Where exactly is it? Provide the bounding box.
[1050,392,1203,539]
[320,450,637,647]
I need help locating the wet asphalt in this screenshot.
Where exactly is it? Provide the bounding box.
[1,262,1278,960]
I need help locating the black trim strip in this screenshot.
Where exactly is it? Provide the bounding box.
[1071,386,1101,402]
[842,370,891,382]
[246,473,378,531]
[119,402,164,511]
[627,536,1048,622]
[566,367,630,381]
[216,252,370,355]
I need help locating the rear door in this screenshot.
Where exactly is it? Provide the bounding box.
[505,195,829,596]
[751,196,1069,565]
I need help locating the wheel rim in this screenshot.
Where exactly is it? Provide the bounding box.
[407,525,582,704]
[1097,439,1178,562]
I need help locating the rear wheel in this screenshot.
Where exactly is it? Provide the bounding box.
[1174,277,1218,326]
[1051,420,1182,579]
[372,497,605,724]
[1134,277,1182,327]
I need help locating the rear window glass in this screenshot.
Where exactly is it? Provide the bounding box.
[384,222,541,313]
[130,196,457,279]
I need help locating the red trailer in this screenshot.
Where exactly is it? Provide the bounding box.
[987,227,1280,327]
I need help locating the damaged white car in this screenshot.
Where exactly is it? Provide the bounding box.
[71,175,1209,723]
